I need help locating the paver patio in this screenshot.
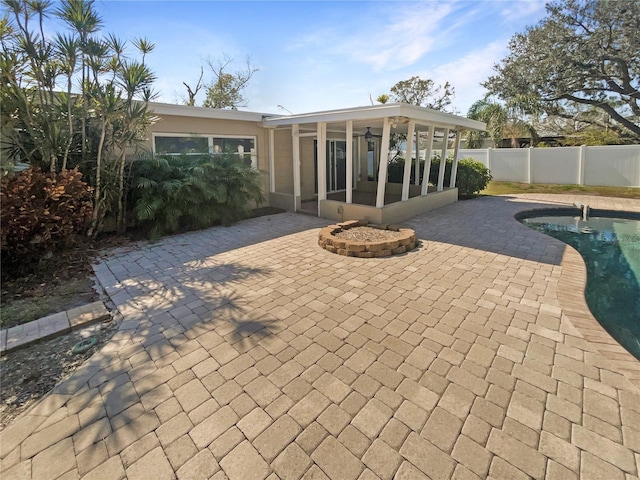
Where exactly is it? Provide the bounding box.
[1,193,640,480]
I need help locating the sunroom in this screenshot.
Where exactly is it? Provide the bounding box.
[263,104,486,224]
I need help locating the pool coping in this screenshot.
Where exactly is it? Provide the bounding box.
[516,206,640,389]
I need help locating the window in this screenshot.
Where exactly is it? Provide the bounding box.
[155,136,209,155]
[153,134,257,168]
[211,137,256,168]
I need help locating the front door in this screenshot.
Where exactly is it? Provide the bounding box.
[315,140,347,193]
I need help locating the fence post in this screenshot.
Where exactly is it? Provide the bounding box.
[578,145,586,185]
[527,147,533,184]
[486,147,492,172]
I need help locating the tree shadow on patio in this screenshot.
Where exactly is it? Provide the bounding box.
[222,316,282,353]
[25,259,281,453]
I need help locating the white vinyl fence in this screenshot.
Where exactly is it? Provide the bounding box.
[457,145,640,188]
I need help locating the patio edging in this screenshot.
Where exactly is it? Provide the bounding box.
[0,301,111,355]
[556,245,640,389]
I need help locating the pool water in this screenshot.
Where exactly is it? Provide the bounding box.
[521,215,640,360]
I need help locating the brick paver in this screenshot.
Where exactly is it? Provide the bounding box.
[2,301,110,353]
[2,194,640,479]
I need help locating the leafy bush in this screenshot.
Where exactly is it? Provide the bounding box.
[387,157,422,184]
[1,168,93,267]
[428,157,492,195]
[387,153,453,185]
[455,158,493,195]
[132,153,264,238]
[386,155,491,196]
[427,155,453,186]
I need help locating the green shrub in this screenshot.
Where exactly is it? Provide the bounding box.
[428,157,492,195]
[1,167,93,268]
[455,158,493,195]
[132,153,264,238]
[387,155,491,197]
[386,157,422,184]
[427,155,454,186]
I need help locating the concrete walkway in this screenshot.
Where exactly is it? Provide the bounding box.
[2,194,640,480]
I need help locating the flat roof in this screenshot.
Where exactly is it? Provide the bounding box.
[149,102,273,122]
[262,103,486,132]
[149,102,486,132]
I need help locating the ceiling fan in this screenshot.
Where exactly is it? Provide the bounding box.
[364,127,382,141]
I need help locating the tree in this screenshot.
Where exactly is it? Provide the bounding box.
[55,0,103,165]
[375,76,456,160]
[182,66,203,106]
[466,99,538,148]
[466,100,508,148]
[1,0,71,173]
[484,0,640,141]
[1,0,156,236]
[201,56,258,109]
[562,129,627,146]
[389,76,455,112]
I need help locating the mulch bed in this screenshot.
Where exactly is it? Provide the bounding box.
[333,226,405,242]
[0,317,118,430]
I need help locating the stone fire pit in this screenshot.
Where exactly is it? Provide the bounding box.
[318,220,418,258]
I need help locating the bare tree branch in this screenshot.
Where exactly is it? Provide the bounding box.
[182,65,203,106]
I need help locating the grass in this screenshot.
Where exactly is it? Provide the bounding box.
[481,181,640,199]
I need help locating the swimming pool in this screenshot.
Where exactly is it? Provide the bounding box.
[519,210,640,360]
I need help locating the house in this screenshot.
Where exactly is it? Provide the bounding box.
[147,102,486,224]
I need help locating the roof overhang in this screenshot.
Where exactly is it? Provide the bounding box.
[149,102,271,122]
[148,102,486,134]
[262,103,486,133]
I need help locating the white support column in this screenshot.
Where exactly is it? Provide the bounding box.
[346,120,353,204]
[437,128,449,192]
[401,121,415,201]
[414,127,420,185]
[269,129,276,193]
[421,126,434,195]
[317,122,327,216]
[449,130,462,188]
[292,125,301,211]
[375,117,391,208]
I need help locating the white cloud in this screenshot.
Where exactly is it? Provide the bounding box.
[290,1,476,72]
[342,2,458,71]
[428,40,508,114]
[500,0,546,22]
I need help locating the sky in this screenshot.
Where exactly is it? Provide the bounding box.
[48,0,549,115]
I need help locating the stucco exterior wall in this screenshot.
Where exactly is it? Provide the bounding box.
[273,128,293,194]
[148,113,271,203]
[319,188,458,224]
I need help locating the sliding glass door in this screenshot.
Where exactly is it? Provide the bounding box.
[315,140,349,193]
